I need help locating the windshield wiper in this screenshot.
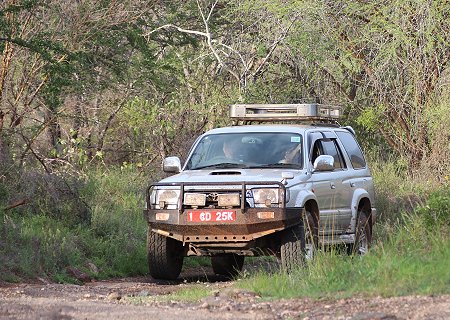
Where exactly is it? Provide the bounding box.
[192,163,249,170]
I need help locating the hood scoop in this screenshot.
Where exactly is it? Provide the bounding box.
[210,171,242,175]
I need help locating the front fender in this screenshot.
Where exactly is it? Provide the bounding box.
[293,189,317,208]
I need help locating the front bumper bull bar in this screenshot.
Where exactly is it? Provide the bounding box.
[143,181,303,243]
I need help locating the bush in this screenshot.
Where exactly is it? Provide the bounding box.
[0,167,151,282]
[237,210,450,298]
[416,187,450,228]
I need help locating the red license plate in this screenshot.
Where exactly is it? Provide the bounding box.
[186,210,236,222]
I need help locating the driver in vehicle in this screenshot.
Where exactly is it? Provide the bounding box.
[222,139,241,160]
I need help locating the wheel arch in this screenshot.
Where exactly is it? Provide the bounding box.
[350,189,372,233]
[304,199,319,227]
[293,189,319,227]
[358,197,372,230]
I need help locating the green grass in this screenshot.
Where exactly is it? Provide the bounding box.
[0,167,150,282]
[237,197,450,299]
[165,285,215,301]
[0,166,214,282]
[1,161,449,303]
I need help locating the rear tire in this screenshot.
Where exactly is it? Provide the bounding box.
[211,254,245,277]
[147,228,184,280]
[348,211,372,255]
[280,224,306,272]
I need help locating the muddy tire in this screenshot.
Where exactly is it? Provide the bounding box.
[147,228,184,280]
[348,211,372,255]
[211,254,245,278]
[280,224,306,272]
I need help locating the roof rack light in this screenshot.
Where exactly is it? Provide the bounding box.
[229,104,342,122]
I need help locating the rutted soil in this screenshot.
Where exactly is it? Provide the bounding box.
[0,265,449,320]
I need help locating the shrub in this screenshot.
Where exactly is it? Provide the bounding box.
[0,167,151,281]
[416,187,450,228]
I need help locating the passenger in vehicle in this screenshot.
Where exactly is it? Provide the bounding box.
[279,143,302,164]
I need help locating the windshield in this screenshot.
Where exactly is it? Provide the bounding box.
[185,132,303,170]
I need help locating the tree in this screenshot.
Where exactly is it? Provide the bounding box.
[0,0,155,171]
[224,0,450,171]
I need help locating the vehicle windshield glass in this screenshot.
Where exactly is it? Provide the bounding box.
[185,132,303,170]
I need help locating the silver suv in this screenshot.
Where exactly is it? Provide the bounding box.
[144,104,377,280]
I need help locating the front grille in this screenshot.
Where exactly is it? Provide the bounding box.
[147,181,286,211]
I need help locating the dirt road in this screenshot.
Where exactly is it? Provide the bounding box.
[1,266,449,320]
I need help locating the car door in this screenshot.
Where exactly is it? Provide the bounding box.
[308,132,352,235]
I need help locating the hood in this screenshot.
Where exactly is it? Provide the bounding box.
[158,168,307,184]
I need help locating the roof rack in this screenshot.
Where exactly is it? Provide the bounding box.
[229,104,342,123]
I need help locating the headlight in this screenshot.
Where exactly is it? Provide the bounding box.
[151,188,180,209]
[252,188,279,207]
[218,193,240,207]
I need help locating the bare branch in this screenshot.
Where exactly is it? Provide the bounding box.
[146,3,243,88]
[207,0,219,22]
[97,99,127,153]
[252,16,299,80]
[146,24,209,38]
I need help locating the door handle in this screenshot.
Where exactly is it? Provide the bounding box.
[350,182,355,187]
[330,183,336,189]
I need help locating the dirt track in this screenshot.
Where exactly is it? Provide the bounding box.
[1,266,449,320]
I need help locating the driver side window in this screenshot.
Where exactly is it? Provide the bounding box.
[311,139,346,170]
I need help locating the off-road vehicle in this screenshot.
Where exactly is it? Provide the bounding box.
[144,104,377,280]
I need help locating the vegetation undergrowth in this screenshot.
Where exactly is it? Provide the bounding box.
[0,167,150,282]
[1,161,448,292]
[236,185,450,299]
[0,166,212,283]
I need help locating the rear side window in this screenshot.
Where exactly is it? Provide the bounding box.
[336,131,366,169]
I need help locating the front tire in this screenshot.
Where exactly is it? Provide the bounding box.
[280,224,306,272]
[147,228,184,280]
[303,210,318,261]
[211,254,244,278]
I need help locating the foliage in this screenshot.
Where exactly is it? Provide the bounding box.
[416,187,450,228]
[1,0,449,293]
[225,0,450,170]
[237,200,450,298]
[2,0,449,173]
[0,168,149,281]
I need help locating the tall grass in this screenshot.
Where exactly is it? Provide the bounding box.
[1,159,448,290]
[237,180,450,299]
[0,167,150,282]
[238,216,449,298]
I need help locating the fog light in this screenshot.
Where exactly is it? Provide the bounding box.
[184,193,206,206]
[257,212,275,219]
[155,213,170,221]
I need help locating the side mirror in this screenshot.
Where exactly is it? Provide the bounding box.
[163,156,181,173]
[313,155,334,171]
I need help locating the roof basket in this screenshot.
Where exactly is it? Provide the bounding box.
[230,104,342,123]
